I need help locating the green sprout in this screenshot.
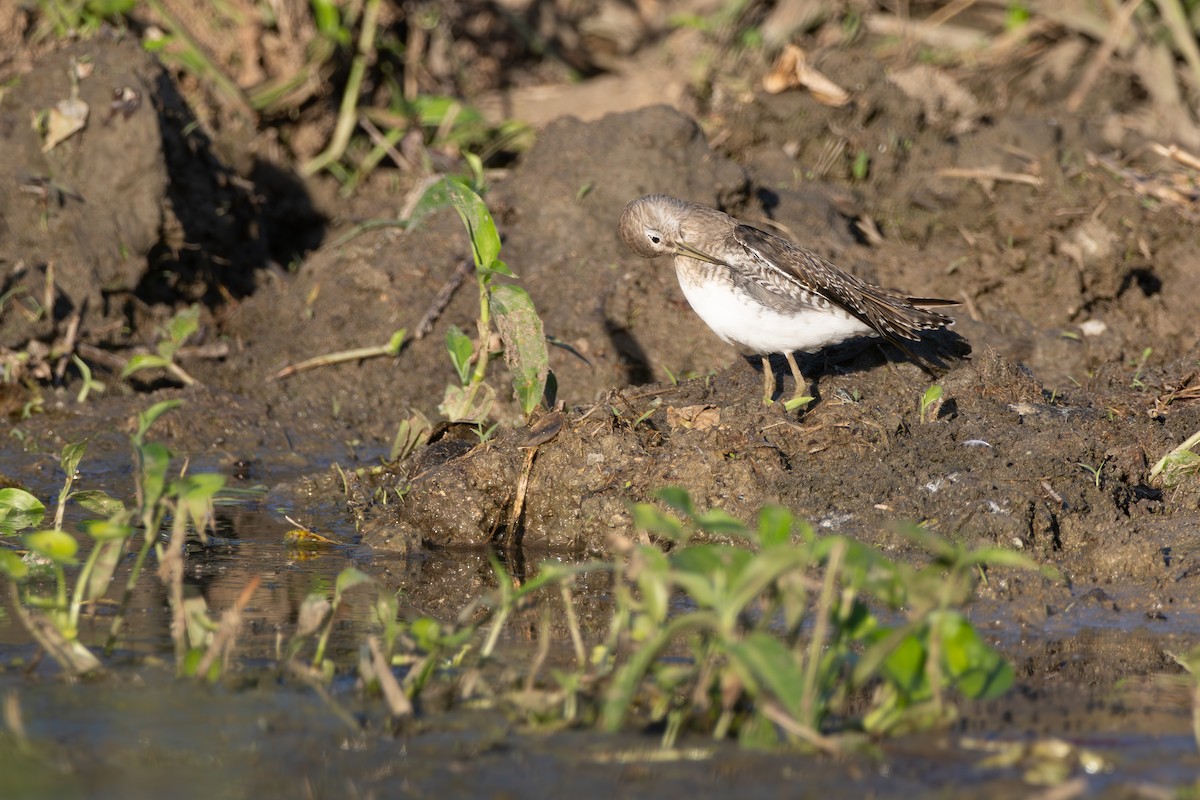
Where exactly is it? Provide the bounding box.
[120,304,202,386]
[920,384,944,423]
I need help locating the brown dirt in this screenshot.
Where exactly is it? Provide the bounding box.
[4,2,1200,760]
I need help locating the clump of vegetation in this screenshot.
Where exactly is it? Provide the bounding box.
[595,488,1045,745]
[280,488,1048,748]
[0,400,232,678]
[2,456,1046,749]
[421,177,549,423]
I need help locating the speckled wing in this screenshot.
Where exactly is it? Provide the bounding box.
[732,223,953,343]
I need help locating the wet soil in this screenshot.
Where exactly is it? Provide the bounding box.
[3,9,1200,795]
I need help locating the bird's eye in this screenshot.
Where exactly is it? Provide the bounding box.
[649,234,661,244]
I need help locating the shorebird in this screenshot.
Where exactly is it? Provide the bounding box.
[618,194,956,408]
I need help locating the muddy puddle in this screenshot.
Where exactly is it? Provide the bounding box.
[3,424,1199,797]
[5,2,1200,796]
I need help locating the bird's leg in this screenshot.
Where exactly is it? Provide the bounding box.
[783,351,814,411]
[760,355,775,404]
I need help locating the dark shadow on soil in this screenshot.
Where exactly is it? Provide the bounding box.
[140,70,326,308]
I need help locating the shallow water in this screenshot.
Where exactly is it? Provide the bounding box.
[2,436,1199,799]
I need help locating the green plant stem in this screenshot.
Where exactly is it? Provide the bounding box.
[68,545,103,632]
[800,539,844,728]
[271,332,407,381]
[302,0,382,175]
[313,593,345,668]
[458,275,494,411]
[105,507,166,653]
[53,474,76,532]
[600,611,720,732]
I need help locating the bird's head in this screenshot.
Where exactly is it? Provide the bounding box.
[618,194,689,258]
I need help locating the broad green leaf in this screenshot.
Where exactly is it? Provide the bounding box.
[172,474,225,538]
[654,487,694,517]
[334,567,372,600]
[694,508,750,537]
[628,503,685,541]
[135,399,183,442]
[23,529,79,565]
[894,521,958,562]
[159,305,200,360]
[0,548,29,580]
[724,631,807,715]
[756,505,794,547]
[936,611,1014,700]
[438,382,496,424]
[442,179,505,274]
[490,284,549,416]
[634,547,671,623]
[445,325,474,385]
[0,488,46,534]
[964,546,1056,577]
[81,519,133,542]
[410,616,442,650]
[85,539,124,602]
[173,473,225,503]
[60,439,88,477]
[121,352,171,378]
[72,490,126,517]
[406,178,454,231]
[137,441,171,511]
[880,631,928,696]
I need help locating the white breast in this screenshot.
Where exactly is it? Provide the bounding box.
[677,269,875,354]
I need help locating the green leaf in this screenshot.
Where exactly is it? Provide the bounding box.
[172,474,225,538]
[159,305,200,360]
[893,521,958,563]
[936,611,1014,700]
[438,381,496,424]
[654,487,694,517]
[880,631,928,697]
[137,441,171,511]
[81,519,133,542]
[757,505,795,548]
[71,490,126,518]
[445,325,474,385]
[0,488,47,534]
[490,284,549,416]
[410,616,442,650]
[60,439,89,477]
[629,503,685,541]
[334,567,372,601]
[173,473,225,503]
[442,179,503,274]
[121,352,171,379]
[135,399,183,442]
[23,529,79,565]
[0,548,29,580]
[634,547,671,623]
[694,508,750,538]
[85,539,125,602]
[724,631,807,715]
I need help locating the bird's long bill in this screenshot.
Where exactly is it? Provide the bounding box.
[676,239,726,266]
